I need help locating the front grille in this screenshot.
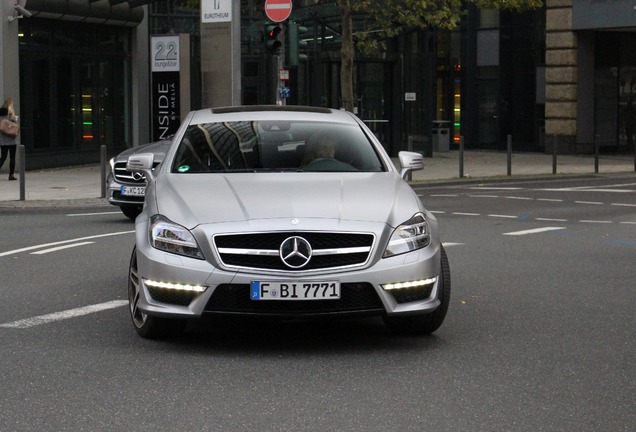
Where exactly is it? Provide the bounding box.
[214,232,374,271]
[204,283,383,315]
[114,161,160,184]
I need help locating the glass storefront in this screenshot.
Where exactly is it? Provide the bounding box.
[617,34,636,152]
[469,8,544,150]
[18,20,132,168]
[593,32,636,152]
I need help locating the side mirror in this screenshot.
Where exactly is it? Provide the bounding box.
[126,153,156,183]
[398,151,424,180]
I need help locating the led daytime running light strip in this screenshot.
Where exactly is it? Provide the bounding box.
[383,277,437,291]
[144,279,207,293]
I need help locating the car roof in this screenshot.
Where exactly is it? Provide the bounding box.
[188,105,359,125]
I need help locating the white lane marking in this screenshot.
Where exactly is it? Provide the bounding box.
[430,194,458,197]
[442,242,464,247]
[468,195,499,198]
[611,203,636,207]
[539,188,633,193]
[430,211,446,214]
[31,242,95,255]
[582,190,634,193]
[470,187,523,190]
[620,221,636,225]
[595,182,636,188]
[67,211,122,217]
[536,217,568,222]
[0,300,128,329]
[537,198,563,202]
[505,196,533,200]
[488,214,517,219]
[575,201,603,205]
[0,231,134,257]
[453,212,480,216]
[503,227,566,236]
[580,220,613,224]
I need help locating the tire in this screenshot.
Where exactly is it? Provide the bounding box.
[121,205,142,220]
[384,245,451,335]
[128,247,186,339]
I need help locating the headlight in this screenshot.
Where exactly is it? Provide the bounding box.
[383,213,430,258]
[150,215,204,259]
[109,157,115,174]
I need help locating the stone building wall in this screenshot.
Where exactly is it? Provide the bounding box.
[545,0,578,152]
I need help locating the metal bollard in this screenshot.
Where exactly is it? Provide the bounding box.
[552,135,558,175]
[507,134,512,176]
[100,145,107,198]
[459,136,464,178]
[594,135,599,174]
[19,145,25,200]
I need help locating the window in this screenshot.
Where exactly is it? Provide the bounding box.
[172,121,385,173]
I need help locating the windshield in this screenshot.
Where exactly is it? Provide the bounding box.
[170,121,386,173]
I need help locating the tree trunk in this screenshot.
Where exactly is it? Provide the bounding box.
[337,0,354,112]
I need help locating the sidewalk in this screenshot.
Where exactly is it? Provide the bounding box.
[0,150,635,208]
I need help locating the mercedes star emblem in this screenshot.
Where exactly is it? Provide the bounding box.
[279,236,312,269]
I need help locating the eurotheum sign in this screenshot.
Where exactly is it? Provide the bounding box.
[201,0,232,23]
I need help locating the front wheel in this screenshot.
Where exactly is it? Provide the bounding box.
[384,245,451,335]
[128,247,185,339]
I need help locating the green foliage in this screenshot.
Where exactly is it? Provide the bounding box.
[348,0,542,53]
[353,0,543,31]
[353,0,464,32]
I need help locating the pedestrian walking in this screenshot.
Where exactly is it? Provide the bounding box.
[0,97,19,180]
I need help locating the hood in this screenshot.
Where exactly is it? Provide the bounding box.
[154,173,421,229]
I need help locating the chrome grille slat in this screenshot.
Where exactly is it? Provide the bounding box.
[114,162,145,184]
[114,161,160,184]
[214,232,375,272]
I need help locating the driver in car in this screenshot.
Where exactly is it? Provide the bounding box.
[301,133,356,171]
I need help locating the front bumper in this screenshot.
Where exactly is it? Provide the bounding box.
[133,218,443,320]
[106,172,145,207]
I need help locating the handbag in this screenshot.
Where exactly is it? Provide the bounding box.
[0,118,19,137]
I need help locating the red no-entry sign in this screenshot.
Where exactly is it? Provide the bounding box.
[265,0,292,22]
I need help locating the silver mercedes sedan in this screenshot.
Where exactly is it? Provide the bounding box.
[127,105,450,338]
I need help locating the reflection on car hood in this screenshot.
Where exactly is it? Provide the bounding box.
[154,173,420,228]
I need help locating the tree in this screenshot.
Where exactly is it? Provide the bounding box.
[334,0,543,112]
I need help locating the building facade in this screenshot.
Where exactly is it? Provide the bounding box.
[1,0,150,169]
[546,0,636,154]
[1,0,633,170]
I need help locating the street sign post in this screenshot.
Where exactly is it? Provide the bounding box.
[264,0,292,23]
[264,0,292,105]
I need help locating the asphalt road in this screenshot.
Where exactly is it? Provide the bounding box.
[1,175,634,431]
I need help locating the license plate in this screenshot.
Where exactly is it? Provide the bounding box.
[121,185,146,196]
[250,281,340,300]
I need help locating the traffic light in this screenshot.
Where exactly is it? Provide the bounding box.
[263,22,283,54]
[288,21,308,67]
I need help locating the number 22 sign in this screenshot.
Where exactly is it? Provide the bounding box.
[151,36,180,72]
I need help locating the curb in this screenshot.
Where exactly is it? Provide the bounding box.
[0,198,111,209]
